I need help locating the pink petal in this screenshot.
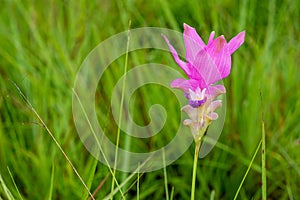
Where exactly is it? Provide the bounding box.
[207,112,219,120]
[192,48,223,85]
[207,84,226,98]
[227,31,245,55]
[206,36,231,80]
[208,100,222,112]
[183,119,193,126]
[185,62,202,80]
[170,78,200,92]
[183,23,206,63]
[162,34,190,75]
[183,120,202,137]
[182,105,198,121]
[182,105,204,122]
[207,31,215,46]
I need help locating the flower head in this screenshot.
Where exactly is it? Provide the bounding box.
[162,23,245,98]
[162,23,245,141]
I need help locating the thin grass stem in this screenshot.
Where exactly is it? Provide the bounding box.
[261,92,267,200]
[233,140,262,200]
[7,167,24,200]
[170,186,175,200]
[0,172,14,200]
[12,82,95,200]
[103,156,152,200]
[72,89,124,198]
[110,20,131,200]
[48,164,55,200]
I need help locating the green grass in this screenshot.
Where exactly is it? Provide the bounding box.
[1,0,300,199]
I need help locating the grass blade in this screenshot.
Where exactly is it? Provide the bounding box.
[0,172,14,200]
[7,167,23,200]
[233,140,262,200]
[48,163,55,200]
[72,89,124,198]
[210,190,215,200]
[12,81,95,200]
[110,20,131,200]
[260,92,267,200]
[170,186,174,200]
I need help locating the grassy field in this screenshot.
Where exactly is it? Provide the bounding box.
[1,0,300,199]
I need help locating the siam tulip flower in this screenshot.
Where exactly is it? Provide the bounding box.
[162,23,245,142]
[163,23,245,200]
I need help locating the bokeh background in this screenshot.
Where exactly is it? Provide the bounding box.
[0,0,299,199]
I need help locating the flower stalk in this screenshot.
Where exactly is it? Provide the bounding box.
[163,23,245,200]
[191,137,202,200]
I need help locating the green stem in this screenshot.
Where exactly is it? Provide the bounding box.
[233,140,262,200]
[110,21,131,200]
[260,92,267,200]
[262,116,267,200]
[191,140,202,200]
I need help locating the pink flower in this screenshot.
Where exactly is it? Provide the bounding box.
[162,23,245,103]
[163,24,245,141]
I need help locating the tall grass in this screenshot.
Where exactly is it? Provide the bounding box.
[0,0,299,199]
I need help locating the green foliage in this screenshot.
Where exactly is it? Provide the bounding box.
[0,0,299,199]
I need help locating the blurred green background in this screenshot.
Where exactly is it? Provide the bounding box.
[0,0,299,199]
